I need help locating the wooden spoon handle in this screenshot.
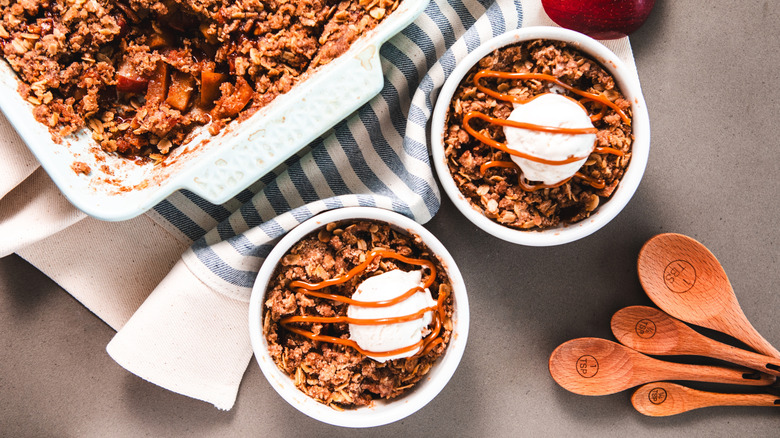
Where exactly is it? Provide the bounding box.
[632,382,780,417]
[655,360,776,386]
[712,313,780,360]
[701,335,780,377]
[709,393,780,407]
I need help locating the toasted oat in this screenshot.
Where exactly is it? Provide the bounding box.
[369,8,385,20]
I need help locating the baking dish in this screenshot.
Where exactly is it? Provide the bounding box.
[0,0,429,221]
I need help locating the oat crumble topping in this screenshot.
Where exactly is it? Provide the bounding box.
[0,0,399,160]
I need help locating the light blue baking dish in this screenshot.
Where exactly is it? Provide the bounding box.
[0,1,429,221]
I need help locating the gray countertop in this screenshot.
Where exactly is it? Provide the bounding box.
[2,1,779,436]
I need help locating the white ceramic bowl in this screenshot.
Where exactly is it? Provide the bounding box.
[248,207,469,428]
[430,26,650,246]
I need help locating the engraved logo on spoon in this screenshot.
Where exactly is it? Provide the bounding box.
[663,260,696,293]
[648,387,668,405]
[576,355,599,378]
[635,319,656,338]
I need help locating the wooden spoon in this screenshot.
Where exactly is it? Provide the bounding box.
[548,338,775,396]
[632,382,780,417]
[637,233,780,359]
[611,306,780,377]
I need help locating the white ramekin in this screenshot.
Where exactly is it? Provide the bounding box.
[430,26,650,246]
[248,207,469,428]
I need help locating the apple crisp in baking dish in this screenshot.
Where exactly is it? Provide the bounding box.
[0,0,398,159]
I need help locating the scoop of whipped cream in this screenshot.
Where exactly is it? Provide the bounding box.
[503,93,597,185]
[347,269,436,363]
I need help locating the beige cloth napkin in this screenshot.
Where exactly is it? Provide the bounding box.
[0,1,639,411]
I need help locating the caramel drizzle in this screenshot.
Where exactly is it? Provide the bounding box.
[586,99,609,123]
[481,160,607,191]
[472,70,630,124]
[464,70,629,191]
[280,248,449,358]
[464,111,593,166]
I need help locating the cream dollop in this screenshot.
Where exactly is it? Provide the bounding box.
[347,270,436,363]
[503,93,597,185]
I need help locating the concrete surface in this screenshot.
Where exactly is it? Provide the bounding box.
[2,0,779,436]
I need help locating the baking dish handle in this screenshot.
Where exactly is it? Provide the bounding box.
[181,43,385,205]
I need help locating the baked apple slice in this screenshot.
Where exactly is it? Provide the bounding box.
[166,71,196,111]
[212,77,253,118]
[200,70,227,107]
[116,61,148,94]
[146,62,170,104]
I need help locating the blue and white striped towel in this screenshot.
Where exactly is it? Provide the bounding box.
[106,0,637,409]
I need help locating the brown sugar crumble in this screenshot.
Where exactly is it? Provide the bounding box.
[443,40,634,230]
[0,0,399,158]
[71,160,91,174]
[263,219,454,409]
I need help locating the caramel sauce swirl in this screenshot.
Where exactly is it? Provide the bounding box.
[481,160,607,191]
[463,69,630,191]
[472,70,631,124]
[280,248,450,358]
[464,111,593,166]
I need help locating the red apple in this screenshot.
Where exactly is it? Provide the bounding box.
[542,0,655,40]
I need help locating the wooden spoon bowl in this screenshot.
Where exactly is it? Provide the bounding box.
[548,338,775,396]
[637,233,780,358]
